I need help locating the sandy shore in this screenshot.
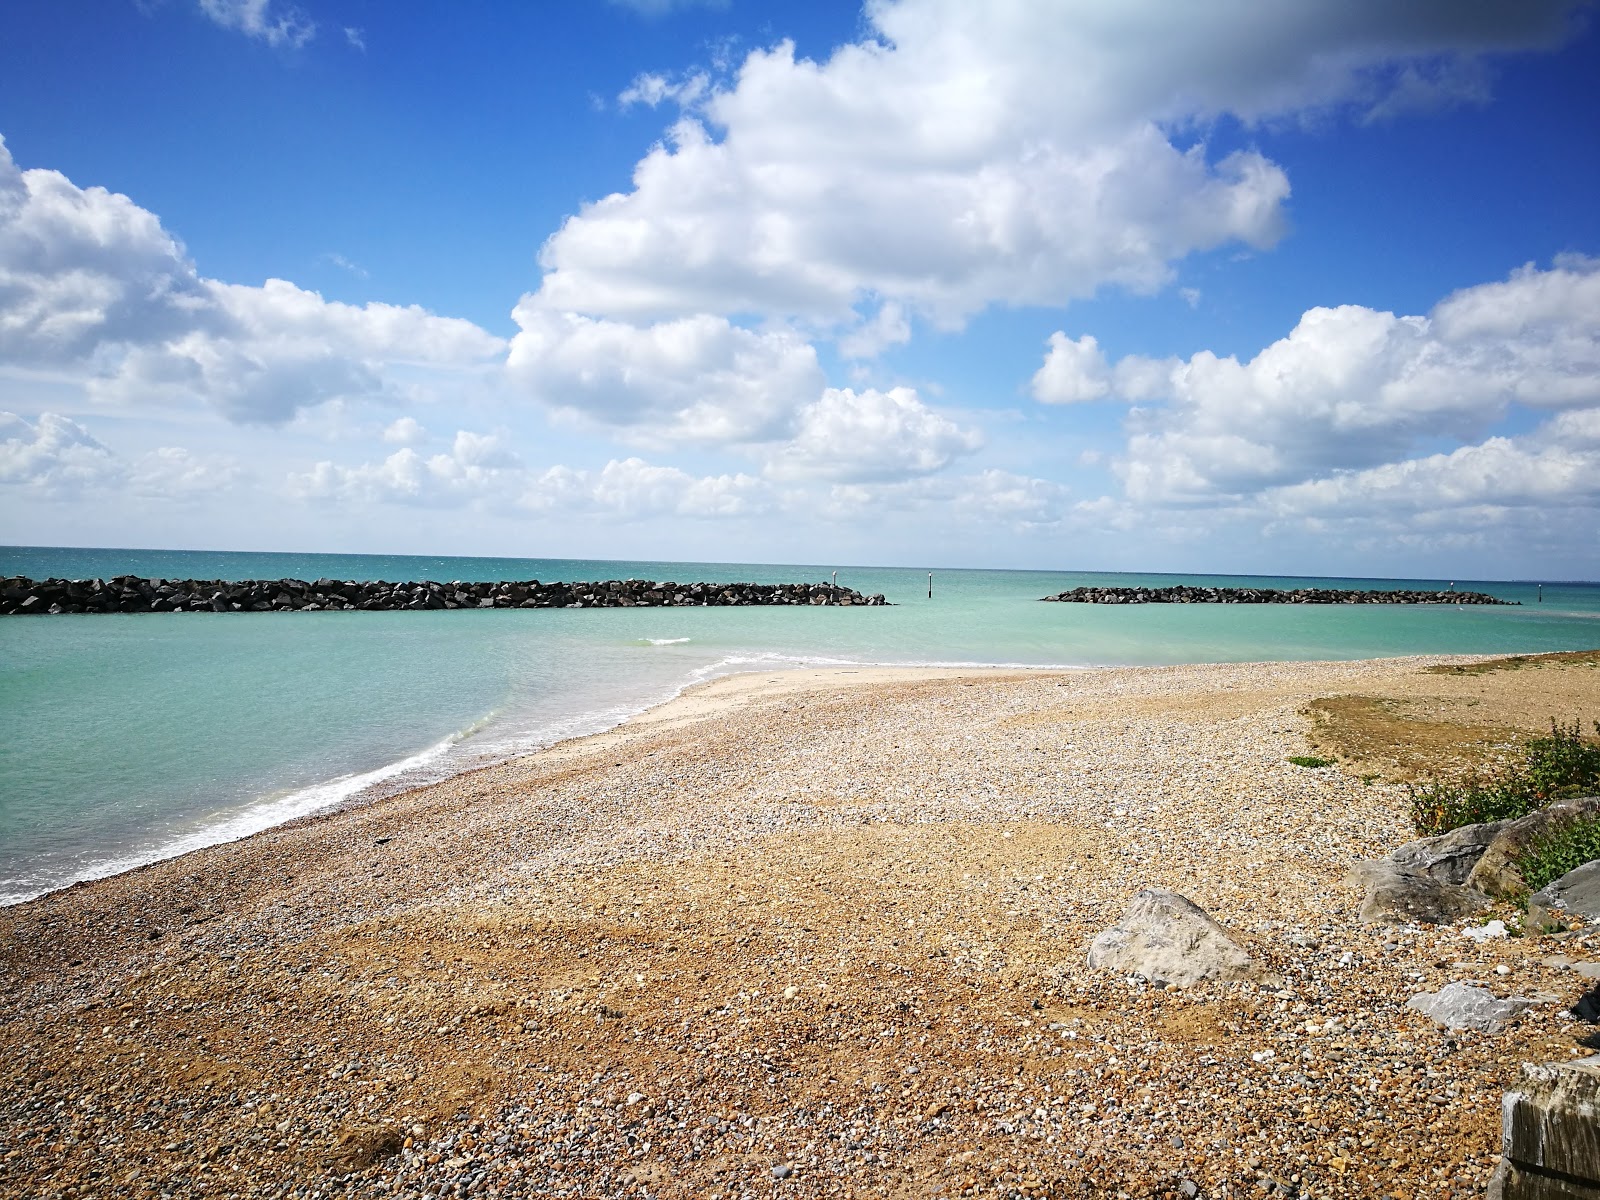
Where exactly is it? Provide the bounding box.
[2,655,1597,1199]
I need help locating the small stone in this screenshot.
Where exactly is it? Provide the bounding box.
[783,985,798,999]
[1406,982,1541,1033]
[771,1162,794,1180]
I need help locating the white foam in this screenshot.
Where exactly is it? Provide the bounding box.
[0,724,476,907]
[2,651,1094,907]
[643,637,692,645]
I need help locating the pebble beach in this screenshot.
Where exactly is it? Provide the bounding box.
[3,654,1597,1200]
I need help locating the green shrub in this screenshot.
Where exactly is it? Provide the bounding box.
[1522,718,1600,803]
[1407,772,1540,837]
[1519,816,1600,894]
[1407,718,1599,837]
[1287,755,1335,769]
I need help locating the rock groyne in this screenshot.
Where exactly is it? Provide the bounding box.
[0,576,888,615]
[1041,585,1514,605]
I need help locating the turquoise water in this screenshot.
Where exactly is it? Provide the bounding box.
[3,545,1597,905]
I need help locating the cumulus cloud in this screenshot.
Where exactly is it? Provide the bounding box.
[765,386,982,483]
[526,458,768,519]
[196,0,314,48]
[838,302,912,360]
[290,431,523,506]
[0,412,123,493]
[1034,257,1600,503]
[292,435,767,520]
[506,307,824,445]
[0,411,241,499]
[1266,434,1600,518]
[529,0,1581,331]
[0,138,505,425]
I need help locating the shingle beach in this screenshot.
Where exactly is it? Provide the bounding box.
[3,655,1597,1199]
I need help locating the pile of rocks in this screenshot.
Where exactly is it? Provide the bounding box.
[1041,584,1514,605]
[0,575,888,615]
[1349,795,1600,927]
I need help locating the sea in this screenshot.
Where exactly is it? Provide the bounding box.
[3,545,1598,907]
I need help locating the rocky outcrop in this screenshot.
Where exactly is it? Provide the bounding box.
[1040,585,1513,605]
[1406,982,1541,1033]
[1468,796,1600,899]
[0,576,889,615]
[1087,888,1257,987]
[1487,1056,1600,1199]
[1349,861,1490,925]
[1389,821,1513,885]
[1349,822,1508,924]
[1528,861,1600,933]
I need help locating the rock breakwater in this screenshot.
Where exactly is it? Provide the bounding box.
[1041,584,1514,605]
[0,575,887,615]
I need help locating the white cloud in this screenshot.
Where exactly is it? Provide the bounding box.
[530,0,1580,332]
[130,445,244,497]
[0,411,240,499]
[765,386,982,483]
[0,412,123,493]
[382,416,428,445]
[1266,434,1600,518]
[957,468,1072,526]
[0,138,210,364]
[0,138,505,425]
[344,27,366,53]
[290,430,522,507]
[1032,333,1111,403]
[838,301,912,360]
[506,307,823,445]
[618,71,711,110]
[1037,257,1600,502]
[527,458,768,519]
[196,0,315,48]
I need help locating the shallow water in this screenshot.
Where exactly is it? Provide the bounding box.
[3,545,1596,904]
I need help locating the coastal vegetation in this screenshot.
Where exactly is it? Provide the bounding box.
[1520,815,1600,894]
[1286,754,1334,768]
[1406,718,1600,837]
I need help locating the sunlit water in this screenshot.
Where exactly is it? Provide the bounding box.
[3,545,1596,904]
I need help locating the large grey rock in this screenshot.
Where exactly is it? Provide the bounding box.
[1389,820,1511,884]
[1348,860,1489,925]
[1470,796,1600,898]
[1406,982,1541,1033]
[1486,1056,1600,1199]
[1087,888,1256,987]
[1528,860,1600,932]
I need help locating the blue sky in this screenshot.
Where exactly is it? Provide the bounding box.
[2,0,1598,576]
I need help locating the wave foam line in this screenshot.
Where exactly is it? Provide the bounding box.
[0,720,488,907]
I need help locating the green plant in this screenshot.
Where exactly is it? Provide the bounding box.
[1406,717,1600,836]
[1518,815,1600,894]
[1287,755,1335,769]
[1521,718,1600,803]
[1407,772,1540,837]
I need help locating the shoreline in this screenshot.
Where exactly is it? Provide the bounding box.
[3,652,1597,1197]
[1,659,1086,909]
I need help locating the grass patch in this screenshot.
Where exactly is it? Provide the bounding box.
[1287,755,1335,769]
[1407,718,1600,836]
[1423,649,1600,676]
[1520,816,1600,894]
[1303,695,1524,779]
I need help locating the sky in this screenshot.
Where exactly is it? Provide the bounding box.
[1,0,1598,578]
